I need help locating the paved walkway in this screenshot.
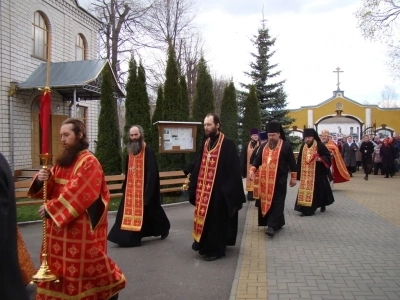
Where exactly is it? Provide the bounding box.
[235,172,400,300]
[20,172,400,299]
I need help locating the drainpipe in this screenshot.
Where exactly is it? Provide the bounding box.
[8,82,17,172]
[69,89,77,117]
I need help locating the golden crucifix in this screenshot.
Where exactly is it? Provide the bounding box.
[333,67,343,89]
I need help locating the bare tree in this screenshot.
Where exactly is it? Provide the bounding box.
[212,74,230,115]
[379,84,399,107]
[355,0,400,78]
[91,0,154,83]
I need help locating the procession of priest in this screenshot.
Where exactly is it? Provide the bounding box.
[4,112,400,299]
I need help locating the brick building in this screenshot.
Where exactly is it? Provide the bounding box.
[0,0,122,173]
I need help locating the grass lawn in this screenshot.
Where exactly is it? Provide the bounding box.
[17,192,187,223]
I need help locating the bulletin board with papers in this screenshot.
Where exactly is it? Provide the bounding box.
[154,121,202,153]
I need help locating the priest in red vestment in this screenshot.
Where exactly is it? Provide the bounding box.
[188,113,246,261]
[249,131,268,208]
[320,129,350,185]
[294,128,334,216]
[240,128,260,201]
[29,118,126,300]
[249,123,297,237]
[108,125,170,247]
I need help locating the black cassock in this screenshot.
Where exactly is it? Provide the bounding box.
[0,153,30,300]
[251,141,297,229]
[188,134,246,258]
[108,146,170,247]
[294,141,334,215]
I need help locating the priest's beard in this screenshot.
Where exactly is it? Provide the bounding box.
[56,140,84,167]
[268,139,278,150]
[128,137,143,155]
[205,127,218,138]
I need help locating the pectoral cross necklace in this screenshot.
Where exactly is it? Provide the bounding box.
[207,134,219,161]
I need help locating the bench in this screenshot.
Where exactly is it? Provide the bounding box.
[15,171,187,207]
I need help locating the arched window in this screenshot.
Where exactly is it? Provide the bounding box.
[75,34,86,60]
[32,11,49,59]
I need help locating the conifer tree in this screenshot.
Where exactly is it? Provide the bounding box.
[135,62,152,142]
[220,82,239,148]
[179,75,190,120]
[150,86,164,159]
[96,66,122,175]
[163,44,181,121]
[163,44,185,170]
[122,57,138,171]
[241,85,262,145]
[192,56,215,154]
[241,18,294,131]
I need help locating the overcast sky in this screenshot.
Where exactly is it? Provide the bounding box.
[78,0,395,109]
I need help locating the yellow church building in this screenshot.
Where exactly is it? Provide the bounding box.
[288,89,400,139]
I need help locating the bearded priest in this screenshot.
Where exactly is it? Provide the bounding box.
[294,128,334,216]
[249,122,297,237]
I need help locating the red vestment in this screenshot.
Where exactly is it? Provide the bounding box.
[29,150,126,300]
[326,140,350,183]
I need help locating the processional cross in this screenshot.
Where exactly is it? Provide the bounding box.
[333,67,343,89]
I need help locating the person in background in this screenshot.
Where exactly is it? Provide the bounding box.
[380,137,396,178]
[240,128,260,201]
[359,135,375,180]
[372,141,383,175]
[249,131,268,209]
[341,136,358,177]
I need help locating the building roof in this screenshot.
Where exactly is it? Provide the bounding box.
[18,59,125,99]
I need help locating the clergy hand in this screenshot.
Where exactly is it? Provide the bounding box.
[38,205,46,218]
[289,179,297,187]
[248,171,254,181]
[37,169,50,182]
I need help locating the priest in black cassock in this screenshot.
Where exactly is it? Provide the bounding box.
[240,128,260,201]
[0,152,30,300]
[294,128,334,216]
[188,113,246,261]
[249,123,297,237]
[108,125,170,247]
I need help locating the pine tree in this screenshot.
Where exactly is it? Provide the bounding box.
[192,56,215,154]
[241,18,293,128]
[241,85,262,144]
[96,66,122,175]
[122,57,138,172]
[220,82,239,148]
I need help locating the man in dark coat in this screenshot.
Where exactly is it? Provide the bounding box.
[295,128,334,216]
[359,135,374,180]
[240,128,260,201]
[249,123,297,237]
[108,125,170,247]
[188,113,246,261]
[380,138,396,178]
[341,136,358,177]
[0,152,30,300]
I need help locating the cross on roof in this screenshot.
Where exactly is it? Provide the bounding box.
[333,67,343,89]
